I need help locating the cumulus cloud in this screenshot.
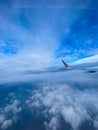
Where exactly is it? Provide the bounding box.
[0,115,6,125]
[4,99,21,114]
[1,120,12,130]
[47,117,59,130]
[0,98,21,130]
[26,83,98,130]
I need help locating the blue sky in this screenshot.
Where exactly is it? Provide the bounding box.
[0,0,98,72]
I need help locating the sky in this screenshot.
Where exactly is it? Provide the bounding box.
[0,1,98,129]
[0,0,98,80]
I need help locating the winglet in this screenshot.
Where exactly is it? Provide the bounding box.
[61,59,70,69]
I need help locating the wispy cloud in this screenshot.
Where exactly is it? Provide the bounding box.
[13,0,94,9]
[0,13,60,81]
[75,54,98,64]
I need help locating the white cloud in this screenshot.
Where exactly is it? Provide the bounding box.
[4,99,21,114]
[74,54,98,64]
[0,115,6,125]
[0,98,21,130]
[0,19,60,84]
[61,106,90,130]
[48,117,59,130]
[1,120,12,130]
[26,83,98,130]
[0,7,64,84]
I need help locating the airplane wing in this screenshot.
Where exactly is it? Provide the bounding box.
[61,59,70,69]
[61,59,98,73]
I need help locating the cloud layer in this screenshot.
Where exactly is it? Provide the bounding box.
[0,68,98,130]
[26,81,98,130]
